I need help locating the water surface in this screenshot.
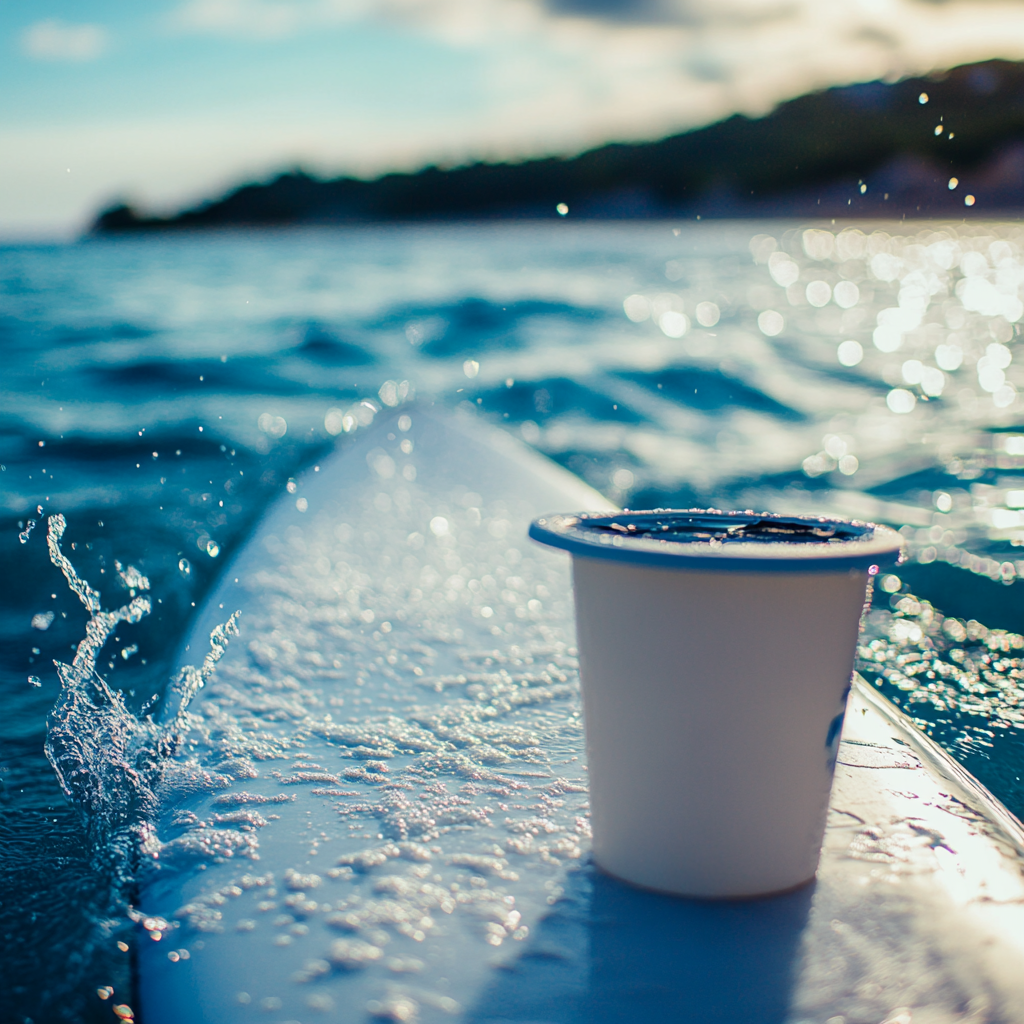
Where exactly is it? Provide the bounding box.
[3,221,1024,1021]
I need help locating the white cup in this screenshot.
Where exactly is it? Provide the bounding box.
[530,509,902,898]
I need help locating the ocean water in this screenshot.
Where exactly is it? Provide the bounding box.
[3,220,1024,1022]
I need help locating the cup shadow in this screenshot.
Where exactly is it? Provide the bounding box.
[467,861,814,1024]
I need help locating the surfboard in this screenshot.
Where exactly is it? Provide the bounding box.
[137,406,1024,1024]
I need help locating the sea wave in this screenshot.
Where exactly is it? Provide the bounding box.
[6,220,1024,1019]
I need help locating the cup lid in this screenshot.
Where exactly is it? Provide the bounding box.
[529,508,903,573]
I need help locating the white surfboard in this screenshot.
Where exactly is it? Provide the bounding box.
[137,407,1024,1024]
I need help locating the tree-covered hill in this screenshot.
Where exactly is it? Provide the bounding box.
[94,59,1024,230]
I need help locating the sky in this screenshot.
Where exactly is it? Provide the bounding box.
[6,0,1024,236]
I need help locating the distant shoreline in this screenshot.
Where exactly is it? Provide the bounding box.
[93,59,1024,232]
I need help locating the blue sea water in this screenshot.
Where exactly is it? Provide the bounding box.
[3,220,1024,1022]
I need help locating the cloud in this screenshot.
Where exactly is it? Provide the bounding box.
[154,0,1024,178]
[165,0,1024,126]
[541,0,693,24]
[21,19,109,61]
[13,0,1024,236]
[170,0,371,38]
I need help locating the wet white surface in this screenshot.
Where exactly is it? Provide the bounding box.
[137,408,1024,1024]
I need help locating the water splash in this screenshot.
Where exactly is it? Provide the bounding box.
[43,513,240,877]
[18,504,45,543]
[160,611,240,728]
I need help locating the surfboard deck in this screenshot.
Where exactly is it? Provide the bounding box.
[138,406,1024,1024]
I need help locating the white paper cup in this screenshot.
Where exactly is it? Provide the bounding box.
[529,509,902,898]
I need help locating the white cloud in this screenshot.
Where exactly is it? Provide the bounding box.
[10,0,1024,235]
[22,19,109,61]
[171,0,373,38]
[165,0,1024,147]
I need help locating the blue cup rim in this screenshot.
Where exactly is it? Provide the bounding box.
[529,508,903,574]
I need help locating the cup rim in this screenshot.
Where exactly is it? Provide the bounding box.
[529,508,903,573]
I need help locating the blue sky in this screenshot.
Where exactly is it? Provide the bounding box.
[6,0,1024,236]
[3,4,486,129]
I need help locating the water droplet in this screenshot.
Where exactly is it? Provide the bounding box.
[919,92,929,104]
[833,281,860,308]
[886,388,917,414]
[623,294,650,322]
[32,610,55,630]
[324,407,345,435]
[178,558,191,576]
[935,343,963,371]
[28,675,41,687]
[694,301,720,327]
[258,413,287,438]
[757,310,784,337]
[805,280,831,307]
[555,203,568,216]
[658,311,688,338]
